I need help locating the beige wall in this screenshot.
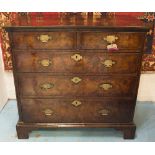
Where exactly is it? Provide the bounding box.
[0,49,8,110]
[3,71,16,99]
[137,74,155,102]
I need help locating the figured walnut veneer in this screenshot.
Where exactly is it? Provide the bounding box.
[5,14,149,139]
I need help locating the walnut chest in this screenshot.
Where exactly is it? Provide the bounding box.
[5,13,150,139]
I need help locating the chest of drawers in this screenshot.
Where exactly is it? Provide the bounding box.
[5,14,149,139]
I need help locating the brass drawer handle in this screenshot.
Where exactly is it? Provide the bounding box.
[71,100,82,107]
[39,59,52,67]
[43,109,54,116]
[104,35,118,44]
[71,54,82,62]
[37,34,52,43]
[98,109,109,116]
[101,59,116,68]
[40,82,54,90]
[100,83,112,91]
[71,77,82,84]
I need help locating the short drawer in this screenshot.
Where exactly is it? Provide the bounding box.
[18,74,138,97]
[80,32,145,50]
[21,98,135,123]
[12,32,76,49]
[14,50,141,74]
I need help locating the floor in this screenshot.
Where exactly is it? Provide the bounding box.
[0,100,155,142]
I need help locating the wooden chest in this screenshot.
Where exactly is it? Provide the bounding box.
[5,14,149,139]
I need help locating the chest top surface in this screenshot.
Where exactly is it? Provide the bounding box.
[4,13,151,31]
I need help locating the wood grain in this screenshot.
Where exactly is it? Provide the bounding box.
[14,50,141,74]
[21,98,135,123]
[5,15,148,139]
[12,32,76,49]
[18,74,138,98]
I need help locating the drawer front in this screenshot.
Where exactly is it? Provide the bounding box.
[80,32,145,50]
[21,98,135,123]
[14,50,141,74]
[12,32,76,49]
[18,74,138,97]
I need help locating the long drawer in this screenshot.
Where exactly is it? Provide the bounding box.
[21,98,135,123]
[18,74,138,97]
[12,32,76,49]
[14,50,141,74]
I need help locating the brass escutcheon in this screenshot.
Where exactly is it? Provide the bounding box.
[104,35,118,44]
[102,59,116,68]
[40,82,54,90]
[39,59,52,67]
[71,77,82,84]
[100,83,112,91]
[71,54,83,62]
[71,100,82,107]
[37,34,52,43]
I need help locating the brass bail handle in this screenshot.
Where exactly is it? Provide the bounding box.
[102,59,116,68]
[43,109,54,116]
[37,34,52,43]
[100,83,112,91]
[98,109,109,116]
[104,35,118,44]
[39,59,52,67]
[40,82,54,90]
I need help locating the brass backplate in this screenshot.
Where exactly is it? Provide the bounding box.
[98,109,109,116]
[37,34,52,43]
[102,59,116,68]
[100,83,112,91]
[40,82,54,90]
[104,35,118,44]
[43,109,53,116]
[39,59,52,67]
